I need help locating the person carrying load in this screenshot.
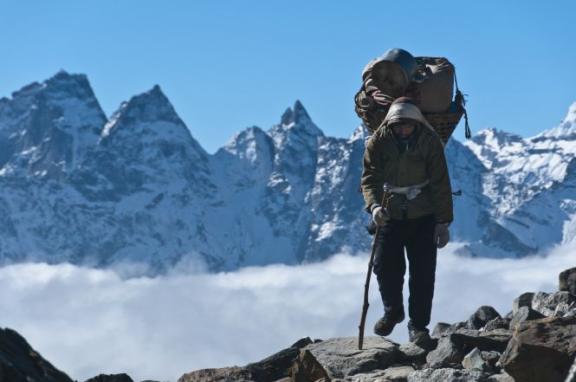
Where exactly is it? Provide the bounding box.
[361,96,453,346]
[356,48,466,348]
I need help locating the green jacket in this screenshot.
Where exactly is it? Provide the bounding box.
[361,124,453,223]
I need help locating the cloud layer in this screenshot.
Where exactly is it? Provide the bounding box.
[0,241,574,381]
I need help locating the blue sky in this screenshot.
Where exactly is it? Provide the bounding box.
[1,1,575,152]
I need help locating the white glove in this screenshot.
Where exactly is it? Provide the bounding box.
[371,205,389,226]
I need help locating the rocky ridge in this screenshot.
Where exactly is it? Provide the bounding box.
[3,267,576,382]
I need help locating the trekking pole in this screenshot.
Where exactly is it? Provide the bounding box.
[358,186,393,350]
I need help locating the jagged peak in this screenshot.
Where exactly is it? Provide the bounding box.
[281,100,311,125]
[275,100,323,137]
[103,85,184,136]
[8,70,96,104]
[531,102,576,142]
[563,102,576,124]
[472,127,524,146]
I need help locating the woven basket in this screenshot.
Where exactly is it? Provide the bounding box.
[424,107,464,144]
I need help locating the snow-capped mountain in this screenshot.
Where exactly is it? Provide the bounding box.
[0,71,574,273]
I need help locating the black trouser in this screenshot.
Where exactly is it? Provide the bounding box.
[372,214,437,329]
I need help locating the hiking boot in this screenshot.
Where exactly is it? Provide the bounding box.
[374,309,405,337]
[408,320,434,349]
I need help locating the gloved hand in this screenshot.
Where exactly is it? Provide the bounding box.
[371,204,390,226]
[434,223,450,248]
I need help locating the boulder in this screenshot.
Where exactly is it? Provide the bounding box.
[531,291,576,317]
[485,372,514,382]
[560,267,576,296]
[431,322,451,338]
[407,368,490,382]
[398,342,428,365]
[466,306,501,330]
[480,351,501,370]
[482,318,509,332]
[461,348,485,371]
[426,334,467,368]
[345,365,415,382]
[508,305,545,329]
[303,337,399,378]
[0,327,73,382]
[177,367,254,382]
[84,375,134,382]
[179,337,313,382]
[461,348,501,373]
[499,316,576,382]
[453,328,511,353]
[512,292,534,315]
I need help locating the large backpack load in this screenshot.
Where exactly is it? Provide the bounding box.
[354,48,470,143]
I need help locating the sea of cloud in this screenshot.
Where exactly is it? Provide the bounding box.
[0,240,574,381]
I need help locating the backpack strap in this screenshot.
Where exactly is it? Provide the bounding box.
[455,73,472,139]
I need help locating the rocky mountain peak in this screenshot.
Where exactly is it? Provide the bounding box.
[472,128,524,148]
[532,102,576,142]
[278,100,323,137]
[103,85,184,135]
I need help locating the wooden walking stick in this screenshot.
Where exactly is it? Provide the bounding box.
[358,185,393,350]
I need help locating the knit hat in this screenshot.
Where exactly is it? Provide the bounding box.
[383,97,435,132]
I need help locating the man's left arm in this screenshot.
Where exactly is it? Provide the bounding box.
[426,137,453,224]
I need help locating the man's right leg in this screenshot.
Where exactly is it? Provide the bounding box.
[373,220,406,318]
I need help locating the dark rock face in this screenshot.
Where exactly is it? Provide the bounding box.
[483,318,509,331]
[289,349,331,382]
[178,337,312,382]
[560,267,576,296]
[0,327,73,382]
[512,292,534,314]
[466,306,501,330]
[499,316,576,382]
[84,374,134,382]
[509,305,545,329]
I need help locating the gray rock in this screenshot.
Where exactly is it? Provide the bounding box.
[512,292,534,315]
[480,350,501,369]
[291,337,314,348]
[398,342,428,365]
[531,291,576,317]
[466,306,501,330]
[482,317,509,332]
[345,365,415,382]
[560,267,576,296]
[303,336,399,378]
[461,348,485,370]
[425,335,467,368]
[454,328,511,353]
[407,368,490,382]
[509,305,545,329]
[84,375,133,382]
[180,337,309,382]
[499,316,576,382]
[485,372,514,382]
[431,322,451,338]
[178,367,254,382]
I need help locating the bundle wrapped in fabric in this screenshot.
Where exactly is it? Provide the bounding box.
[354,49,470,143]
